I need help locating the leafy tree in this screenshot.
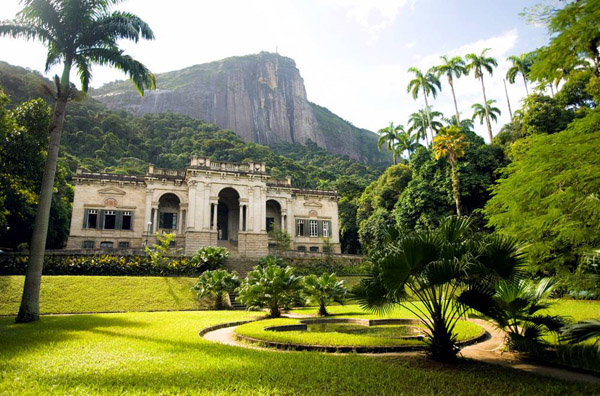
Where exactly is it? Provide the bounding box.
[529,0,600,83]
[433,126,469,216]
[267,229,291,254]
[472,100,501,126]
[507,53,534,96]
[435,55,466,122]
[357,164,412,223]
[145,233,180,269]
[407,67,442,142]
[354,217,524,361]
[0,0,156,323]
[237,264,303,318]
[407,107,443,145]
[484,108,600,275]
[521,94,573,135]
[459,278,565,353]
[358,208,394,253]
[466,49,498,142]
[302,273,347,316]
[193,269,241,310]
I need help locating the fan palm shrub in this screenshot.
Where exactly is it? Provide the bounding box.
[237,264,303,318]
[193,269,241,310]
[459,278,565,352]
[303,273,348,316]
[354,217,524,361]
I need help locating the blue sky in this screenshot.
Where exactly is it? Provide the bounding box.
[0,0,555,142]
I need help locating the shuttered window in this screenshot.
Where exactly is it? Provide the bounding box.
[310,220,318,237]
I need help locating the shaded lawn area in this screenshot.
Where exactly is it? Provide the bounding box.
[0,276,199,315]
[0,311,596,395]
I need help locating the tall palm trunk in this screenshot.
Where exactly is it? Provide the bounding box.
[423,87,434,142]
[448,76,460,123]
[479,74,493,143]
[503,79,513,119]
[522,73,529,97]
[449,157,462,216]
[16,62,70,323]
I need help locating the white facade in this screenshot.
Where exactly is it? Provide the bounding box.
[66,157,341,256]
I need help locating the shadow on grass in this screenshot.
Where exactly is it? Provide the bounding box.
[0,314,148,358]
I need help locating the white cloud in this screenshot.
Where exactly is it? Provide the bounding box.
[318,0,413,41]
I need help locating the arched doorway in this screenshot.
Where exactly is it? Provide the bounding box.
[266,199,283,232]
[216,188,240,242]
[158,193,180,231]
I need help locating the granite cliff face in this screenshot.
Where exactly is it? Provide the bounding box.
[92,52,385,164]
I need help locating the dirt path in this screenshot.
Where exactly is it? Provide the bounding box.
[201,317,600,386]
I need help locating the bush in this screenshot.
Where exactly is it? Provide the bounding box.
[259,255,287,268]
[189,246,229,270]
[193,269,240,309]
[290,258,369,276]
[302,273,347,316]
[0,254,201,276]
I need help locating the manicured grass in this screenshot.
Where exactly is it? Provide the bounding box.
[547,300,600,322]
[0,311,595,395]
[0,276,199,315]
[235,318,482,347]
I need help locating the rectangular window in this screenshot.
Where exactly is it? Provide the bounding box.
[322,221,329,238]
[82,240,94,249]
[296,220,305,236]
[118,241,130,249]
[310,246,319,252]
[310,220,318,237]
[104,211,116,230]
[266,217,275,232]
[160,212,177,229]
[122,211,132,230]
[87,210,98,229]
[100,241,114,249]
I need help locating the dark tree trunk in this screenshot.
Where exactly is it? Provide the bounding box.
[448,76,461,123]
[318,303,328,317]
[270,304,280,318]
[479,75,493,143]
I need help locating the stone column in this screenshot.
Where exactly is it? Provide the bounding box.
[144,189,153,234]
[260,187,267,232]
[203,186,211,230]
[187,181,197,230]
[196,181,205,229]
[239,204,244,231]
[153,206,159,232]
[212,202,218,231]
[280,213,285,231]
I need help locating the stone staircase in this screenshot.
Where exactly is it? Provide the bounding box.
[224,257,260,277]
[227,292,246,310]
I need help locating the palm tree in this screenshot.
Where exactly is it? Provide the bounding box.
[506,53,534,97]
[193,269,241,310]
[395,130,419,159]
[466,49,498,142]
[444,115,474,132]
[472,100,501,126]
[435,55,466,123]
[432,126,469,216]
[0,0,155,323]
[302,273,348,316]
[407,67,442,142]
[354,217,524,361]
[377,122,403,164]
[407,108,443,145]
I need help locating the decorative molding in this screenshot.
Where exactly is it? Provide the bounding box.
[303,200,323,208]
[98,187,126,195]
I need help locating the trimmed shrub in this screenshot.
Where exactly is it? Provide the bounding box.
[189,246,230,270]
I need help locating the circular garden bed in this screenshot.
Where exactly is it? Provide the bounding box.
[234,317,487,353]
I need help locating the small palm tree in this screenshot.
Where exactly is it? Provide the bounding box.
[435,55,467,123]
[506,53,534,97]
[459,278,565,352]
[0,0,155,323]
[407,107,443,145]
[193,270,241,310]
[562,319,600,348]
[433,126,469,216]
[396,130,419,159]
[377,122,403,164]
[237,264,303,318]
[466,49,498,142]
[407,67,442,142]
[472,100,501,126]
[302,273,348,316]
[354,217,524,361]
[445,115,475,132]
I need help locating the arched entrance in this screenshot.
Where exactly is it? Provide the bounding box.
[216,188,240,242]
[158,193,180,231]
[266,199,283,232]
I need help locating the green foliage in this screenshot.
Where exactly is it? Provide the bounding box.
[145,233,180,269]
[289,258,369,276]
[0,254,200,276]
[259,255,286,268]
[354,217,524,361]
[193,269,240,310]
[237,264,303,318]
[357,164,412,223]
[484,109,600,275]
[302,273,348,316]
[358,208,394,253]
[189,246,230,270]
[521,94,574,135]
[267,229,291,254]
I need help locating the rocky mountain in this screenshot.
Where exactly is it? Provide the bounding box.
[92,52,387,164]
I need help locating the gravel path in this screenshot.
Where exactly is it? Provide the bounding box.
[201,317,600,385]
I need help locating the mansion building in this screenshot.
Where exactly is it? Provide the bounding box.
[66,157,341,256]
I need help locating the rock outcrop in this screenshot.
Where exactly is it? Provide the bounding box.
[92,52,386,164]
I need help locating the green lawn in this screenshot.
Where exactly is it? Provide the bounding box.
[0,276,199,315]
[0,311,596,395]
[235,318,482,347]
